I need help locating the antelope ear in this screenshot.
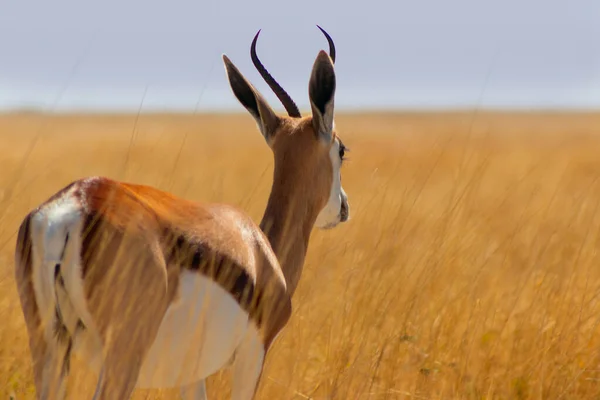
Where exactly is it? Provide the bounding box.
[223,54,281,143]
[308,50,336,143]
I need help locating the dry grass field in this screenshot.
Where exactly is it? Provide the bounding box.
[2,111,600,399]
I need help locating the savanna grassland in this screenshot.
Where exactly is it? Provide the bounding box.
[2,112,600,399]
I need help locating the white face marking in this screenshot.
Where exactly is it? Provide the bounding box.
[315,137,348,229]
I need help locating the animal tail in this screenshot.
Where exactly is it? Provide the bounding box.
[26,201,84,335]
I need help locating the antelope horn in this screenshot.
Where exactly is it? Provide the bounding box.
[316,25,336,63]
[250,30,302,118]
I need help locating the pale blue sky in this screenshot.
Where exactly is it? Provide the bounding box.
[0,0,599,112]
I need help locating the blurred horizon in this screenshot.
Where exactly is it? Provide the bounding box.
[1,0,599,113]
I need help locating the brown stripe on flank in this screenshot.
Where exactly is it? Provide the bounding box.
[160,227,291,335]
[78,199,264,328]
[66,176,284,334]
[162,230,257,319]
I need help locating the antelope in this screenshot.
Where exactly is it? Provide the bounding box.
[14,26,349,399]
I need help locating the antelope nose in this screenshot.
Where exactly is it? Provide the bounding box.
[340,197,349,222]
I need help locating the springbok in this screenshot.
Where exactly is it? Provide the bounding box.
[14,26,349,399]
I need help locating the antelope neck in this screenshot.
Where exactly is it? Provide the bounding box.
[259,172,319,296]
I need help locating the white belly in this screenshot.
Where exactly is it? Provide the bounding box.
[137,270,251,388]
[71,270,251,389]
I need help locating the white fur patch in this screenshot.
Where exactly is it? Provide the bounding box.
[74,271,254,390]
[29,192,90,337]
[28,191,105,368]
[134,270,251,388]
[315,137,346,229]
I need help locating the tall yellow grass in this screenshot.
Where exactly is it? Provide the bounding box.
[1,112,600,399]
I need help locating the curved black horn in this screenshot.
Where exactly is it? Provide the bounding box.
[250,30,302,118]
[316,25,336,63]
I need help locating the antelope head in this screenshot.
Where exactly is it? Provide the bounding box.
[222,26,349,231]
